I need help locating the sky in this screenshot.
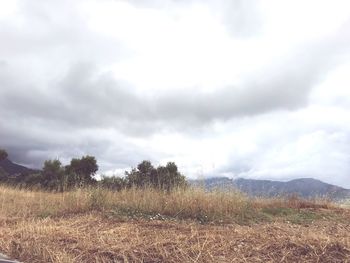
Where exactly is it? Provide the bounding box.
[1,0,350,187]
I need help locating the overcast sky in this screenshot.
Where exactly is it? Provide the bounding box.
[1,0,350,187]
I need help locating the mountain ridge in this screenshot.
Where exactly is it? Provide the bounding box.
[190,177,350,200]
[1,158,349,200]
[0,158,36,176]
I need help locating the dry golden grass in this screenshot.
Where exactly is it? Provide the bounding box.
[0,186,90,218]
[0,185,350,262]
[1,213,350,262]
[0,186,251,222]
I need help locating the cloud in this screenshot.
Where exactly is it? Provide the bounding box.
[2,24,348,134]
[214,108,350,187]
[0,0,350,187]
[128,0,263,37]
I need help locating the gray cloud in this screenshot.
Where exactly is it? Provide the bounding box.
[2,25,348,135]
[0,0,350,186]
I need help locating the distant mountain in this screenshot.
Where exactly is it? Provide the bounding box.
[0,158,36,176]
[190,177,350,200]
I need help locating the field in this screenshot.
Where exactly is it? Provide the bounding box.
[0,186,350,262]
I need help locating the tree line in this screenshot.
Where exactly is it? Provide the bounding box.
[0,149,187,191]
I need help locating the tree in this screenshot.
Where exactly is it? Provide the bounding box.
[0,149,8,161]
[23,173,44,188]
[65,155,98,187]
[125,160,156,188]
[156,162,187,191]
[100,175,126,191]
[41,159,65,191]
[125,160,187,191]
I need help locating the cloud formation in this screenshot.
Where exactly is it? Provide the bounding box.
[0,0,350,187]
[129,0,263,37]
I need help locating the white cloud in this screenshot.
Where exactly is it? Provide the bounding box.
[1,0,350,187]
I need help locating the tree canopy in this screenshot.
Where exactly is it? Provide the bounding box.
[0,148,187,192]
[125,160,187,191]
[65,155,98,186]
[42,159,65,190]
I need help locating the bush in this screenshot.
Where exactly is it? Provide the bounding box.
[100,176,126,191]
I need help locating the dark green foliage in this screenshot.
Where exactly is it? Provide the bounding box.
[14,156,99,191]
[157,162,187,191]
[0,148,187,192]
[0,149,8,161]
[41,159,66,191]
[65,155,98,187]
[100,176,126,191]
[98,161,187,192]
[32,156,99,191]
[125,160,187,191]
[22,173,44,188]
[125,160,156,188]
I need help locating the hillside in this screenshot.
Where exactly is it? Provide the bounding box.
[0,158,36,176]
[191,177,350,200]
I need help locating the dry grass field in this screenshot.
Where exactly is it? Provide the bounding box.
[0,185,350,262]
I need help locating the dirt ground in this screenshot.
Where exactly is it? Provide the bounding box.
[1,212,350,263]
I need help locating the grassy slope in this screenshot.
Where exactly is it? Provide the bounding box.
[0,185,349,262]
